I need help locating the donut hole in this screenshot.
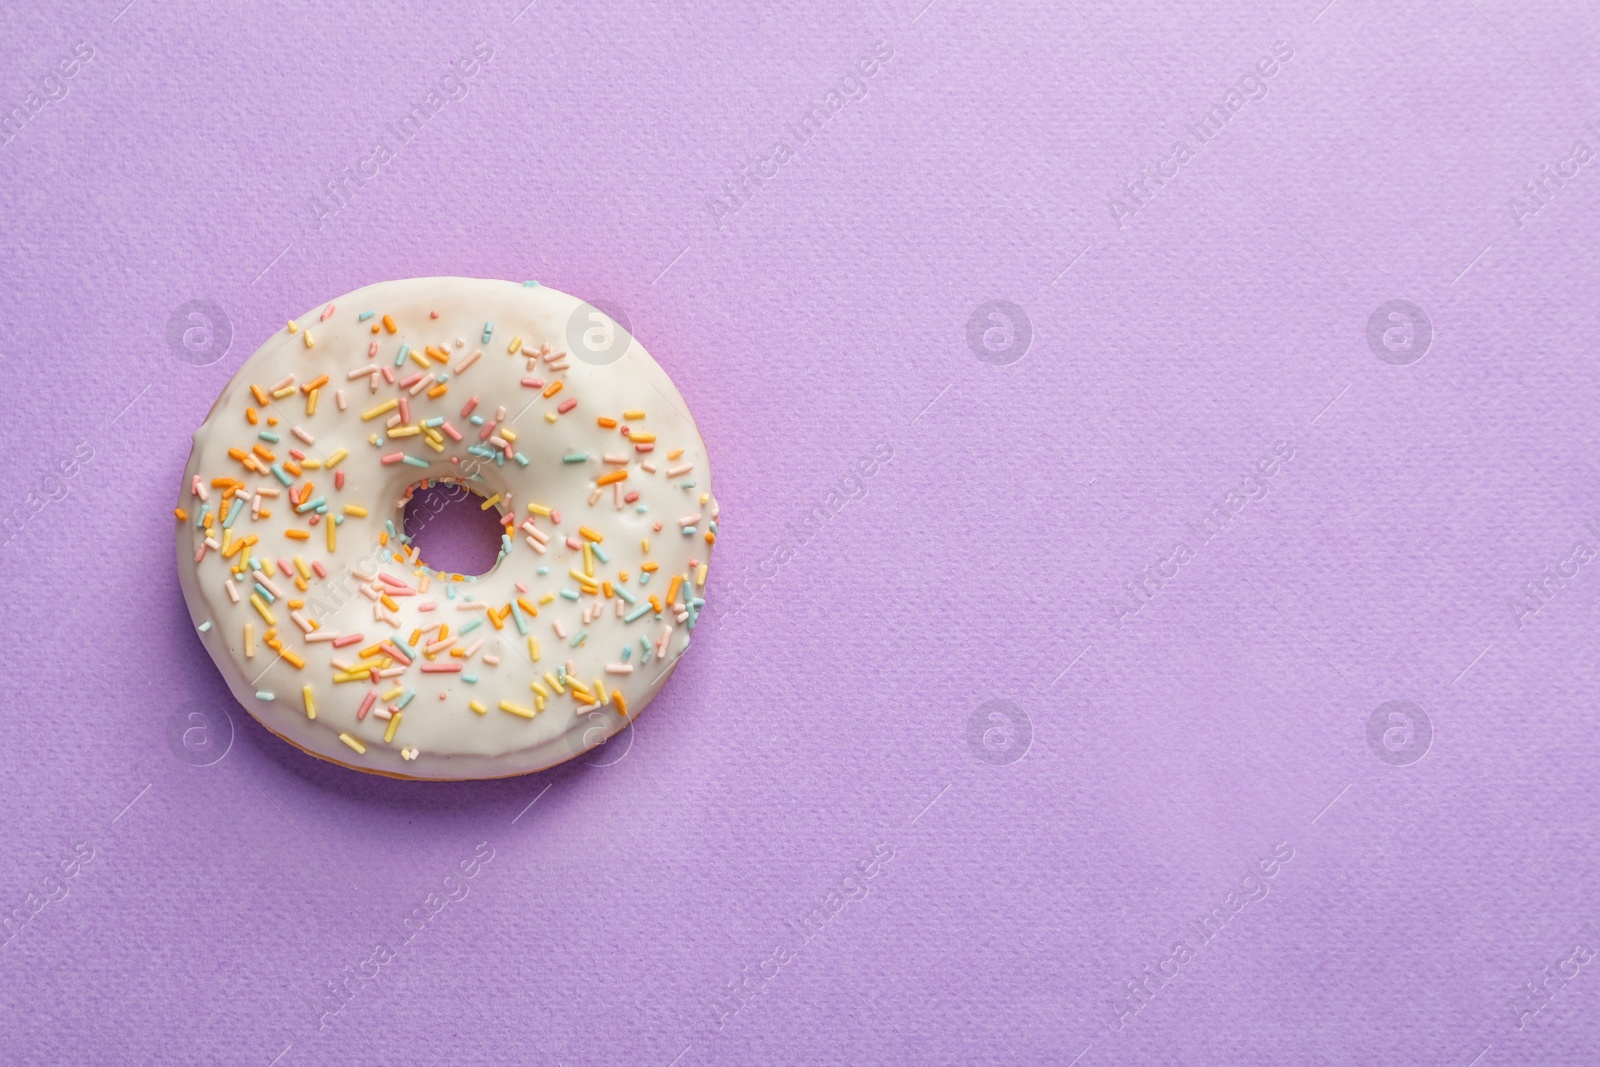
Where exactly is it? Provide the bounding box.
[402,482,506,577]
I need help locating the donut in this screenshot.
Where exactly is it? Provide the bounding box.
[175,277,717,780]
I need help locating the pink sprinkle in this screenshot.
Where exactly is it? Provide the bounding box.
[398,397,410,424]
[357,690,378,719]
[441,422,463,441]
[653,521,663,532]
[456,349,482,373]
[334,470,346,489]
[478,420,497,441]
[420,662,461,673]
[278,557,294,575]
[461,397,479,417]
[311,560,328,578]
[418,601,438,611]
[623,491,639,504]
[557,399,577,414]
[635,442,655,452]
[549,509,561,524]
[603,453,628,465]
[335,390,347,410]
[368,341,378,358]
[381,453,404,465]
[566,537,582,550]
[379,642,412,666]
[679,514,701,527]
[308,514,320,526]
[520,377,544,388]
[381,365,396,383]
[514,581,529,593]
[666,463,693,477]
[320,303,335,321]
[332,633,364,648]
[621,426,631,436]
[289,448,306,461]
[429,309,439,318]
[399,372,424,388]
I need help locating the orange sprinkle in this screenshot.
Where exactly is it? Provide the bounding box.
[284,461,302,477]
[382,314,397,333]
[427,384,448,398]
[705,530,716,544]
[379,531,389,546]
[641,562,659,573]
[174,507,188,521]
[252,444,275,461]
[516,597,538,617]
[597,417,617,429]
[267,414,279,426]
[595,470,628,487]
[668,448,684,460]
[246,408,259,425]
[542,381,563,399]
[648,595,663,614]
[301,374,330,393]
[613,689,628,717]
[578,527,604,543]
[281,648,306,669]
[250,384,269,406]
[285,530,311,541]
[666,575,682,604]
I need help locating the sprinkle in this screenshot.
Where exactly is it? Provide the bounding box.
[595,470,628,486]
[563,453,588,463]
[339,733,367,754]
[382,314,397,333]
[499,700,537,719]
[302,685,317,719]
[197,620,213,633]
[256,691,276,701]
[384,712,403,743]
[362,399,399,420]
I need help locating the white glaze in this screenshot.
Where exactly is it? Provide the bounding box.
[176,278,716,779]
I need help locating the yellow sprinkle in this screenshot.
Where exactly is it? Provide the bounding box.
[338,733,367,755]
[499,700,537,719]
[642,538,650,553]
[250,593,276,625]
[382,687,403,701]
[530,681,549,698]
[306,388,319,416]
[302,457,322,469]
[623,409,645,420]
[271,385,296,399]
[326,448,349,467]
[528,637,540,662]
[480,494,501,511]
[244,623,255,658]
[384,712,402,744]
[287,320,298,333]
[469,700,487,715]
[527,503,551,516]
[293,556,310,579]
[582,544,594,577]
[343,504,367,517]
[389,425,421,438]
[544,672,564,695]
[696,563,708,587]
[326,517,336,551]
[303,330,315,348]
[534,694,545,712]
[538,593,554,605]
[408,348,431,369]
[361,399,399,420]
[544,412,557,422]
[302,685,316,720]
[500,428,517,443]
[507,336,523,353]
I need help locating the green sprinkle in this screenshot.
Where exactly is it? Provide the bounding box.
[563,453,588,463]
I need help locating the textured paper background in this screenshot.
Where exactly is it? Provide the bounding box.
[3,0,1600,1063]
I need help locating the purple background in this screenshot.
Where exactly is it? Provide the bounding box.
[3,0,1600,1063]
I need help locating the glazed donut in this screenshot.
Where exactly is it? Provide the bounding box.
[175,277,717,779]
